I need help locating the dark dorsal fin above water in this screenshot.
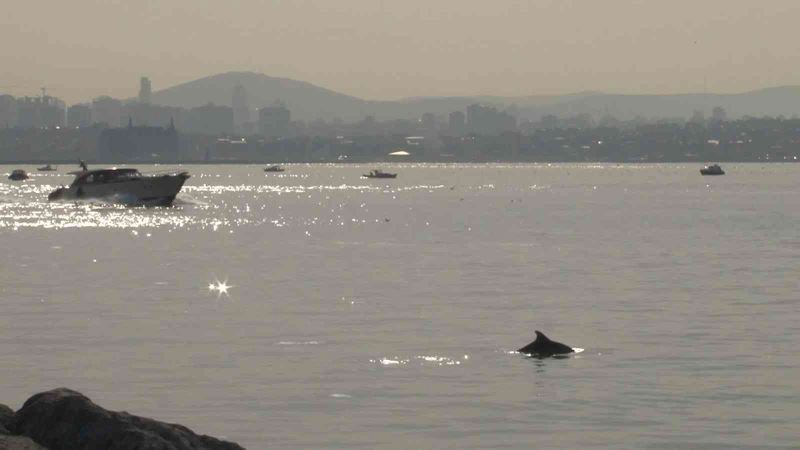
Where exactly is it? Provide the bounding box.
[534,330,551,342]
[518,330,574,357]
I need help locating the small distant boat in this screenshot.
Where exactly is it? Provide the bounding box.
[48,166,190,206]
[700,164,725,176]
[8,169,29,181]
[363,169,397,179]
[264,165,285,172]
[37,164,57,172]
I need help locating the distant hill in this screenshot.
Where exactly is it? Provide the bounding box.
[151,72,800,122]
[151,71,376,122]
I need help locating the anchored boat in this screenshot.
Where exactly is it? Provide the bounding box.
[8,169,29,181]
[363,169,397,179]
[700,164,725,176]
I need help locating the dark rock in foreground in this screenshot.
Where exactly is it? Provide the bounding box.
[0,404,14,435]
[10,388,245,450]
[0,435,48,450]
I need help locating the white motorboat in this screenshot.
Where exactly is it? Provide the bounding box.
[48,167,190,206]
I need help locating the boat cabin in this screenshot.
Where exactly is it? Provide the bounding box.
[71,169,142,186]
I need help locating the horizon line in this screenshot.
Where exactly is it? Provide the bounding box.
[3,70,800,105]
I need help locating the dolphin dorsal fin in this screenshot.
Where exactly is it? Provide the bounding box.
[534,330,551,343]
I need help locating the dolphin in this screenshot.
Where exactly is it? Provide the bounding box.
[518,331,575,357]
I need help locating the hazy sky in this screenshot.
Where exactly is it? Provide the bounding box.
[3,0,800,104]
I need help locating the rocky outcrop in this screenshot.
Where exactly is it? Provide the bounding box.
[0,435,49,450]
[8,388,245,450]
[0,404,14,435]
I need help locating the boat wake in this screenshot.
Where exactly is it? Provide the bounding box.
[275,341,323,345]
[171,194,207,207]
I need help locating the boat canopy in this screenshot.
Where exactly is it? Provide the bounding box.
[72,168,142,185]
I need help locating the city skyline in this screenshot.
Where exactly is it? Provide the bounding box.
[3,1,800,104]
[9,70,800,131]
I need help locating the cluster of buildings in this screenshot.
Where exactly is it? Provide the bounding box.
[0,76,521,139]
[3,77,800,163]
[3,113,800,164]
[0,77,294,138]
[0,93,66,129]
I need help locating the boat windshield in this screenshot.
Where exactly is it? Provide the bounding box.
[75,169,142,185]
[110,170,142,181]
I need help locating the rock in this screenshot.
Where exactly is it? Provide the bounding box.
[11,388,245,450]
[0,435,48,450]
[0,404,14,435]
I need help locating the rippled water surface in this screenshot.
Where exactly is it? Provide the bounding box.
[1,164,798,449]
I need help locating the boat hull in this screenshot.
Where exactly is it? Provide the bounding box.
[48,173,189,206]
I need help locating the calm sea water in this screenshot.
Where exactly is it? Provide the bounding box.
[1,163,798,449]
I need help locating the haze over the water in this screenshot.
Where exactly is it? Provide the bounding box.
[3,0,800,104]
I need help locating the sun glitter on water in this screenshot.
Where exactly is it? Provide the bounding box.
[207,278,234,298]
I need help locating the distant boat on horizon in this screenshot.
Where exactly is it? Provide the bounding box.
[264,165,285,172]
[8,169,29,181]
[700,164,725,176]
[363,169,397,179]
[37,164,57,172]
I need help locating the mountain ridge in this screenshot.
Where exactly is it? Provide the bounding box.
[150,72,800,122]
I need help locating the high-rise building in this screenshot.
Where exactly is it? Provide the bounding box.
[92,96,123,127]
[16,96,65,128]
[185,103,234,135]
[421,112,437,131]
[0,95,17,128]
[139,77,152,104]
[690,110,706,125]
[98,120,178,162]
[448,111,466,136]
[466,104,516,135]
[123,102,182,128]
[232,84,249,133]
[258,103,291,138]
[67,103,92,128]
[711,106,727,123]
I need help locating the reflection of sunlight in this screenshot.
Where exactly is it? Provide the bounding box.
[371,354,469,367]
[217,281,231,295]
[207,277,234,298]
[0,196,354,232]
[1,178,450,232]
